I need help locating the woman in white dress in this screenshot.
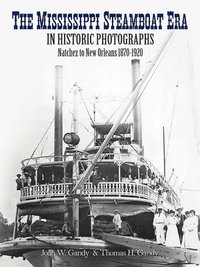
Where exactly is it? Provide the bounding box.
[165,210,180,247]
[181,211,190,248]
[182,210,199,249]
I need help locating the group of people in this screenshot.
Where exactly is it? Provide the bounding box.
[153,207,199,249]
[15,172,35,190]
[17,219,32,237]
[17,217,74,239]
[15,171,73,191]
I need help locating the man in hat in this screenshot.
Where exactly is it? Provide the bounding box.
[176,207,185,244]
[62,221,74,239]
[15,174,22,190]
[153,207,166,244]
[21,219,32,237]
[113,210,122,235]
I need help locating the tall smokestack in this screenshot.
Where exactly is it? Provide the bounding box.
[54,65,63,161]
[131,59,142,150]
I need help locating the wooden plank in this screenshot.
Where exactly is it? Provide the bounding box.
[102,234,200,265]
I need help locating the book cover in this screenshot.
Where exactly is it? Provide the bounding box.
[0,1,199,266]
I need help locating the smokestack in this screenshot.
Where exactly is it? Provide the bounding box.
[131,59,142,150]
[54,65,63,161]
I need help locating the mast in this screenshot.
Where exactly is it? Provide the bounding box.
[54,65,63,161]
[163,126,166,178]
[71,83,80,135]
[71,83,81,237]
[131,59,142,152]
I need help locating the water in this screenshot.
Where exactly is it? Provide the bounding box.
[0,257,31,267]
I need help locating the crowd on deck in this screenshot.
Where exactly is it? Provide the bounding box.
[16,165,176,207]
[112,207,200,250]
[16,169,168,189]
[15,171,73,190]
[153,207,199,249]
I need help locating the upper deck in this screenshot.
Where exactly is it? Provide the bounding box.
[91,123,133,146]
[17,152,181,211]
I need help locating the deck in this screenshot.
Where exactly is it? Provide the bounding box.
[20,182,180,210]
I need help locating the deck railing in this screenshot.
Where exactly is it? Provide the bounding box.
[21,153,140,166]
[20,182,180,209]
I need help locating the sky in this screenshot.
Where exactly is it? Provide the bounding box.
[0,0,200,266]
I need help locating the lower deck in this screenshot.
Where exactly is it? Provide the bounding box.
[16,182,178,242]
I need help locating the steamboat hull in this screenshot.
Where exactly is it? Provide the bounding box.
[0,236,199,267]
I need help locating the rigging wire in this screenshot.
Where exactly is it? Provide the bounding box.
[165,82,179,160]
[106,93,131,123]
[187,40,200,153]
[115,60,169,140]
[66,107,93,135]
[79,90,111,123]
[115,62,161,136]
[179,39,200,191]
[95,105,110,122]
[107,60,155,125]
[167,168,174,183]
[180,153,198,189]
[79,90,94,125]
[27,102,64,164]
[40,136,49,156]
[181,188,200,192]
[171,175,179,188]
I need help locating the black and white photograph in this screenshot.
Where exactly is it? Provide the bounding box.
[0,1,199,266]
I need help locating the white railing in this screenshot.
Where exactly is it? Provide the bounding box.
[20,182,180,209]
[20,183,73,199]
[82,182,156,199]
[21,152,140,166]
[21,155,73,166]
[21,153,169,188]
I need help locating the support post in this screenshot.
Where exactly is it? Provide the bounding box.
[73,198,79,236]
[137,165,140,180]
[117,162,122,182]
[90,215,94,237]
[34,167,38,186]
[13,208,19,239]
[63,148,67,197]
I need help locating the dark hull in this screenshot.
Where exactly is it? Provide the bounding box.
[23,249,183,267]
[0,236,198,267]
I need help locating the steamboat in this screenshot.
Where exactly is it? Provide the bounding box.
[0,33,199,267]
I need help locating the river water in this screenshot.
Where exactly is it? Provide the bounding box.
[0,257,31,267]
